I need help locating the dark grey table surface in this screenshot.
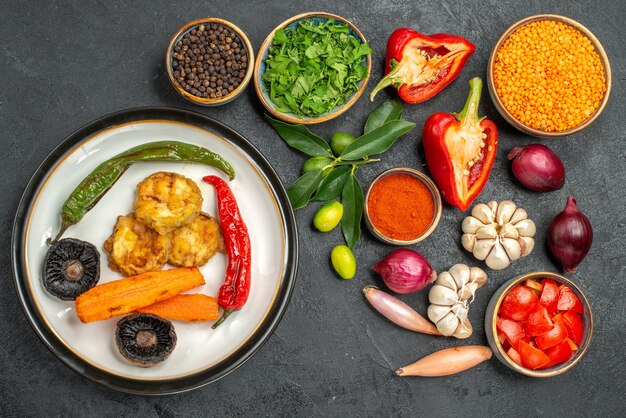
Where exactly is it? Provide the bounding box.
[2,0,625,416]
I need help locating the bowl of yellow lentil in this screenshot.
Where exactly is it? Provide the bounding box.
[488,14,611,137]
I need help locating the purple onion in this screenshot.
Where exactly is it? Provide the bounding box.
[362,286,440,335]
[548,197,593,273]
[508,144,565,192]
[373,249,436,294]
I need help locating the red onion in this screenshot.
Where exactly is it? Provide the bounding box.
[508,144,565,192]
[363,286,440,335]
[548,197,593,273]
[373,249,436,294]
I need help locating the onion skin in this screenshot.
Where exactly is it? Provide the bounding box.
[363,286,441,335]
[396,346,492,377]
[508,144,565,192]
[373,249,436,294]
[548,196,593,273]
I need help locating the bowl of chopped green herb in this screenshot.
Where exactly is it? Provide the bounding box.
[254,12,372,124]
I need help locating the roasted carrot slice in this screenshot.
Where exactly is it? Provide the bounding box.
[75,268,205,323]
[138,294,219,321]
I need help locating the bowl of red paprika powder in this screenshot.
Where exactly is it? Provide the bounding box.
[364,167,442,245]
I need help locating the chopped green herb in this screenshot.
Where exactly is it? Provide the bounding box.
[262,19,371,118]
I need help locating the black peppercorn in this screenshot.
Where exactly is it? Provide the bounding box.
[171,22,248,100]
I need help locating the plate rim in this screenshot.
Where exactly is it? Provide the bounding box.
[10,106,299,395]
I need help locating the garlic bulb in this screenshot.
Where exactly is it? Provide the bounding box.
[427,264,487,339]
[461,200,536,270]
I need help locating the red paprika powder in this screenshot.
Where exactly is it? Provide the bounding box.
[367,173,435,241]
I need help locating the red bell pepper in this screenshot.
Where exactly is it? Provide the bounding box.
[525,305,554,337]
[540,340,573,369]
[557,285,584,314]
[535,319,568,350]
[496,317,525,350]
[519,340,551,370]
[539,278,559,314]
[370,28,475,104]
[499,285,539,322]
[423,77,498,210]
[562,310,584,345]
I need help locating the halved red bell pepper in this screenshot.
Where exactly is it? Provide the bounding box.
[370,29,475,104]
[499,285,538,322]
[562,310,584,345]
[524,305,554,337]
[539,278,559,314]
[496,317,525,350]
[557,286,584,314]
[535,319,568,350]
[539,340,573,369]
[423,77,498,210]
[519,340,550,370]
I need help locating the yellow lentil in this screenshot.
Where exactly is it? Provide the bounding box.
[493,20,606,132]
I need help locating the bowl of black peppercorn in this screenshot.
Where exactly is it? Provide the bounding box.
[166,18,254,106]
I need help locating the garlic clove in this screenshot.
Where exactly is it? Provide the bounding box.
[509,207,528,224]
[462,216,486,234]
[427,304,451,324]
[475,226,497,240]
[496,200,517,225]
[518,236,535,257]
[437,311,461,337]
[469,267,488,289]
[460,282,478,300]
[515,219,537,237]
[461,234,476,253]
[428,284,459,305]
[472,238,495,261]
[471,203,495,224]
[453,318,473,339]
[487,201,498,215]
[449,264,471,290]
[501,237,522,261]
[485,240,511,270]
[435,271,458,291]
[500,223,520,239]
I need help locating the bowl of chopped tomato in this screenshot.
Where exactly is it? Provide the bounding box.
[485,272,592,377]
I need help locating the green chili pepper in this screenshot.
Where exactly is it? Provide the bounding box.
[50,141,235,243]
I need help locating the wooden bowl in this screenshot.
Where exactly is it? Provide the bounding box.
[487,14,611,137]
[253,12,371,125]
[485,272,593,377]
[166,18,254,106]
[363,167,442,246]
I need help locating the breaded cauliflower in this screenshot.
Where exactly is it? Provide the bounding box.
[167,212,223,267]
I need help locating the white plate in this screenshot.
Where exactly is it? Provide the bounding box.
[12,108,298,394]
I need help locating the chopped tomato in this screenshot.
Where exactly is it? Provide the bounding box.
[551,313,563,322]
[539,278,559,314]
[535,319,568,350]
[539,340,573,369]
[519,340,550,370]
[497,330,506,345]
[499,285,539,321]
[562,310,584,345]
[557,285,584,314]
[507,347,522,366]
[525,305,554,337]
[565,337,579,351]
[497,317,525,350]
[525,279,543,293]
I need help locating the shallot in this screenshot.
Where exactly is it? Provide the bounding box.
[548,196,593,273]
[373,249,436,294]
[363,286,440,335]
[396,346,492,377]
[508,144,565,192]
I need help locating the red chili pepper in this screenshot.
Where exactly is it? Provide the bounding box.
[423,77,498,211]
[370,28,475,104]
[203,176,251,329]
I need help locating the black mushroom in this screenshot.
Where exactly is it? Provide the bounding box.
[115,314,177,367]
[42,238,100,301]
